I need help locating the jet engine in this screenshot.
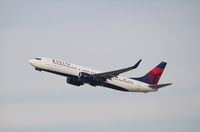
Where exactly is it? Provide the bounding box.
[79,72,94,82]
[78,72,100,86]
[67,76,83,86]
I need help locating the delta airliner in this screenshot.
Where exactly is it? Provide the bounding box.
[29,57,172,92]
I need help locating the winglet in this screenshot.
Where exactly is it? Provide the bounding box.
[132,59,142,69]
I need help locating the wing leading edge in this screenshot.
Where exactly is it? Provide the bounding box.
[94,59,142,80]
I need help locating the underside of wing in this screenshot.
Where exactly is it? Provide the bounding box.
[94,59,142,80]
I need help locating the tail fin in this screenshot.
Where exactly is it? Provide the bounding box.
[132,62,167,85]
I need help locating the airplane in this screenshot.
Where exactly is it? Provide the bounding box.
[29,57,172,92]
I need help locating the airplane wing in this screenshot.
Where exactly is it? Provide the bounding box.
[94,59,142,80]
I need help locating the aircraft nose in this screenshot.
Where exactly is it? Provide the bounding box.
[28,59,35,66]
[28,59,32,64]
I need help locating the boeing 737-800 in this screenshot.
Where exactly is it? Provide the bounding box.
[29,57,172,92]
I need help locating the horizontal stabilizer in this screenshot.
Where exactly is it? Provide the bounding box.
[149,83,172,89]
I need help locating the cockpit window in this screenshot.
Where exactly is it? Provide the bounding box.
[35,58,42,60]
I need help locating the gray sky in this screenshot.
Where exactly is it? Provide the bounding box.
[1,0,200,132]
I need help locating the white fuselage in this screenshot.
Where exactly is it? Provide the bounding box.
[29,57,157,92]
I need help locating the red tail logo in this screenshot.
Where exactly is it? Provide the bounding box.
[131,62,167,85]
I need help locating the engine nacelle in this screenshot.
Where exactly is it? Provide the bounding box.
[79,72,95,84]
[67,77,83,86]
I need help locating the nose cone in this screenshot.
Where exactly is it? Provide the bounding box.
[28,59,35,66]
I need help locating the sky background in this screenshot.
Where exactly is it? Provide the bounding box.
[1,0,200,132]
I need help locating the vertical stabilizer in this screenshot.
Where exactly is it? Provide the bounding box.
[132,62,167,85]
